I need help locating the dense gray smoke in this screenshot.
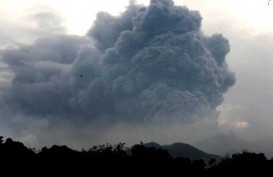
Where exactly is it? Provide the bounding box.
[0,0,235,126]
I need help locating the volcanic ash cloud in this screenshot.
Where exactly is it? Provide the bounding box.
[0,0,235,125]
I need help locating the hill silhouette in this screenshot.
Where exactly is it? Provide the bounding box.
[0,136,273,176]
[196,132,260,155]
[144,142,221,163]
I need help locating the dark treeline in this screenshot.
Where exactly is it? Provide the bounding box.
[0,136,272,176]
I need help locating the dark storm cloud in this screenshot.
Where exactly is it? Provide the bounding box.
[0,0,235,124]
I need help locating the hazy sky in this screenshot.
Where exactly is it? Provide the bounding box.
[1,0,273,153]
[1,0,273,36]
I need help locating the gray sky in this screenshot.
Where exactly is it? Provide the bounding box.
[1,0,273,153]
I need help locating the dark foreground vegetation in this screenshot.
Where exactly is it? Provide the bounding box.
[0,136,272,176]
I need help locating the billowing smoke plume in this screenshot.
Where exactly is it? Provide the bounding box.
[0,0,235,127]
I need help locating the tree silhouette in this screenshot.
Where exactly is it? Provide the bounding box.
[208,158,216,167]
[0,136,272,176]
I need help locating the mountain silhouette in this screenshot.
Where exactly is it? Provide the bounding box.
[196,132,260,155]
[144,142,221,163]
